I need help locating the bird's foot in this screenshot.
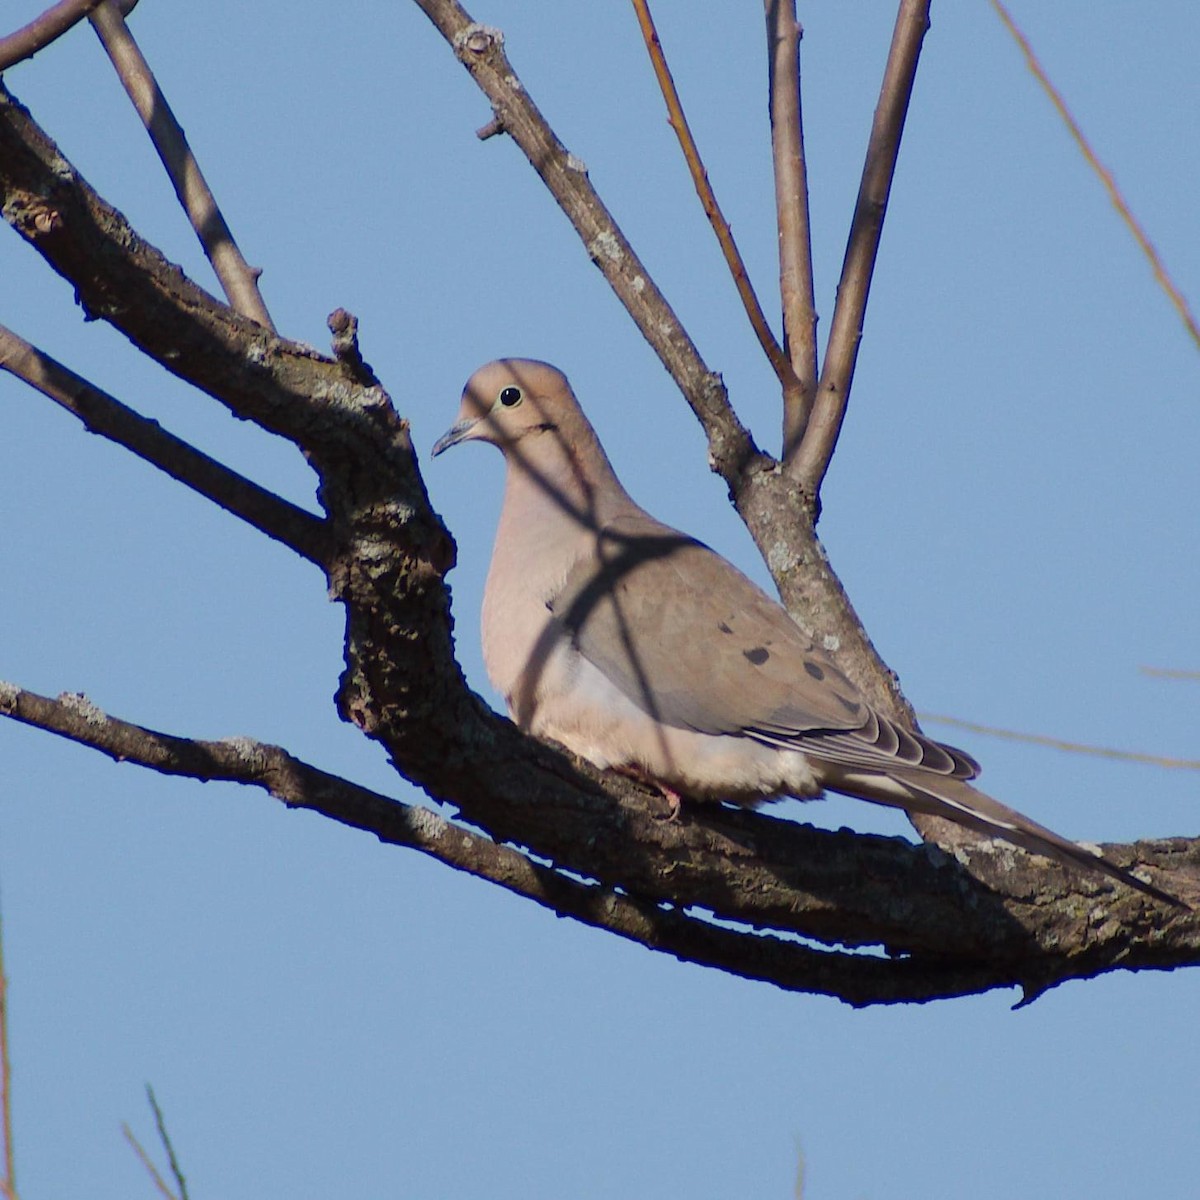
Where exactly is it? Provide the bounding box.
[613,765,683,821]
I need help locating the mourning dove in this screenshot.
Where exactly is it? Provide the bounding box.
[434,358,1180,906]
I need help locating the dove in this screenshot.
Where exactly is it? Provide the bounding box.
[433,358,1182,907]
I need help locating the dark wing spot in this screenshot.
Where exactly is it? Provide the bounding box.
[743,646,770,666]
[717,621,733,634]
[834,692,862,716]
[803,660,825,681]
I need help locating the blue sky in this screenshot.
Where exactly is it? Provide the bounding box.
[2,2,1198,1197]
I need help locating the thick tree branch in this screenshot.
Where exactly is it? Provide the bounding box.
[788,0,930,496]
[87,2,275,329]
[0,0,104,72]
[0,322,330,562]
[0,685,1008,1004]
[411,0,760,489]
[765,0,818,458]
[3,682,1196,1005]
[631,0,803,423]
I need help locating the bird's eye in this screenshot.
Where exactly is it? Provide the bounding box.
[498,386,523,408]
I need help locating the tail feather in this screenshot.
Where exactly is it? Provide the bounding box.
[825,767,1188,909]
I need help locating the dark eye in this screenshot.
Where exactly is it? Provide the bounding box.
[499,386,523,407]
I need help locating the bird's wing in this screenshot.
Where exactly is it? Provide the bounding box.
[547,513,977,780]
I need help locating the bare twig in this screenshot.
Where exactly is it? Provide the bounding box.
[0,901,16,1200]
[122,1125,179,1200]
[145,1088,189,1200]
[0,0,104,72]
[991,0,1200,353]
[765,0,818,458]
[87,2,276,329]
[631,0,803,417]
[411,0,760,486]
[0,323,330,563]
[788,0,930,498]
[922,713,1200,771]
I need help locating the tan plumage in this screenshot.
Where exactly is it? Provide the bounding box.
[434,358,1181,907]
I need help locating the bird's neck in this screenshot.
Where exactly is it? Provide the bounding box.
[501,419,634,533]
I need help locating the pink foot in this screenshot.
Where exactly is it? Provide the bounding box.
[613,765,683,821]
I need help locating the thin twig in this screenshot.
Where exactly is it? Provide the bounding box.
[921,713,1200,771]
[146,1087,189,1200]
[631,0,802,412]
[765,0,818,458]
[0,323,330,563]
[991,0,1200,353]
[0,0,104,72]
[122,1125,179,1200]
[88,2,275,329]
[788,0,930,498]
[1140,666,1200,682]
[0,900,16,1200]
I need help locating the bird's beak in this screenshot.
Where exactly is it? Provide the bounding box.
[431,417,480,457]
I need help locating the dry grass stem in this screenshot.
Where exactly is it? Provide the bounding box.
[1140,667,1200,682]
[122,1124,180,1200]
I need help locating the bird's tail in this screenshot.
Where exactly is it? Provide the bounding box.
[825,767,1187,909]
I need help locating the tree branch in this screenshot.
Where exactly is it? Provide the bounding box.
[788,0,929,496]
[0,684,997,1004]
[87,2,275,329]
[631,0,803,425]
[0,322,330,562]
[765,0,818,458]
[410,0,761,488]
[0,0,104,72]
[3,681,1196,1005]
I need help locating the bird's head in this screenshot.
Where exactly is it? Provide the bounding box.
[432,358,575,457]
